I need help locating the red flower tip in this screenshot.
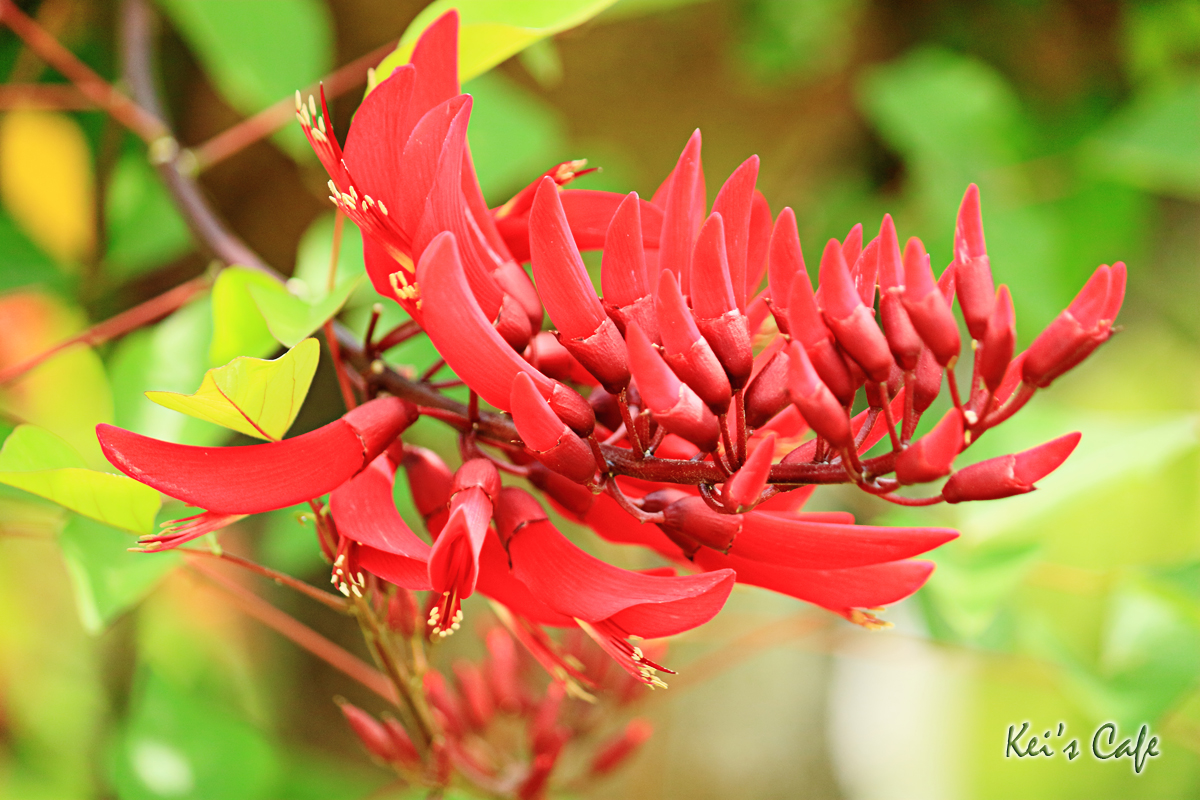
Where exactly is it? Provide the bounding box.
[382,718,422,769]
[819,239,894,383]
[691,213,737,318]
[530,176,607,341]
[711,155,760,310]
[601,191,649,307]
[338,701,397,765]
[786,342,853,450]
[877,214,903,291]
[1023,263,1122,388]
[879,291,923,372]
[646,491,743,553]
[746,190,773,297]
[659,129,705,292]
[626,322,721,452]
[912,347,943,414]
[767,207,806,336]
[785,257,826,348]
[744,347,792,429]
[979,284,1016,393]
[955,183,987,260]
[725,433,776,508]
[895,408,964,485]
[590,718,654,776]
[953,185,995,340]
[527,462,596,520]
[842,223,863,269]
[852,236,880,308]
[819,238,860,319]
[402,446,453,526]
[494,486,550,548]
[655,270,732,413]
[901,237,961,367]
[943,432,1081,503]
[452,458,501,500]
[511,373,597,485]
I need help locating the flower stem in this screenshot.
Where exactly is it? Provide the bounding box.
[183,549,349,612]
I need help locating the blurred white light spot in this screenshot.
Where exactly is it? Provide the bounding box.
[132,739,194,796]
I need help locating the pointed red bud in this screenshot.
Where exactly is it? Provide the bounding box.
[1022,264,1123,388]
[382,718,421,768]
[979,285,1015,393]
[626,322,720,452]
[601,191,650,307]
[819,239,894,383]
[880,292,923,372]
[767,207,805,336]
[895,409,964,484]
[691,214,753,389]
[387,587,420,638]
[953,184,995,339]
[724,433,776,508]
[877,215,903,292]
[97,397,415,515]
[453,659,495,731]
[659,130,704,292]
[943,432,1081,503]
[402,446,452,529]
[744,347,792,429]
[902,237,961,367]
[746,190,773,298]
[852,236,880,308]
[339,702,397,764]
[485,627,523,713]
[590,719,654,776]
[655,270,732,413]
[786,342,853,450]
[912,347,943,415]
[711,156,759,310]
[841,223,863,270]
[511,373,597,484]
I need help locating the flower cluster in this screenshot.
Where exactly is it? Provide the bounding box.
[93,9,1124,788]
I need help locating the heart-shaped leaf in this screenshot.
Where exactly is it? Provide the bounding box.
[0,425,161,534]
[248,275,362,349]
[209,266,282,366]
[373,0,618,89]
[145,338,319,442]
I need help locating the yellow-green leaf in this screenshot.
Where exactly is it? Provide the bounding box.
[248,275,362,348]
[209,266,283,366]
[145,338,319,442]
[0,425,161,535]
[372,0,618,89]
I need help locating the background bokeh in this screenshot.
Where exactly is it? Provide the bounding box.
[1,0,1198,798]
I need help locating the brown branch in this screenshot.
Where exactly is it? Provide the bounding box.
[0,82,91,109]
[0,0,167,142]
[189,39,397,172]
[187,559,398,705]
[183,549,348,612]
[0,274,210,386]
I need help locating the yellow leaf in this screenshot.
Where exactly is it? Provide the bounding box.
[0,110,95,266]
[146,338,320,441]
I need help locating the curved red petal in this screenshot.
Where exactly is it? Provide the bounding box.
[733,512,957,569]
[330,454,431,559]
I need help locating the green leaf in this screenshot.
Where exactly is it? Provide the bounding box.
[209,267,282,366]
[59,515,179,633]
[146,338,319,442]
[104,149,193,280]
[464,71,566,201]
[1083,78,1200,199]
[292,213,367,305]
[0,425,161,535]
[111,671,282,800]
[155,0,333,158]
[248,276,362,349]
[374,0,619,88]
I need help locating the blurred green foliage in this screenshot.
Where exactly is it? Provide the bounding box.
[0,0,1197,798]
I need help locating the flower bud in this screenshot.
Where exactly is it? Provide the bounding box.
[691,213,754,389]
[953,184,995,340]
[626,322,720,452]
[943,432,1081,503]
[454,659,495,731]
[423,670,466,738]
[979,285,1015,393]
[819,239,893,383]
[338,701,396,764]
[786,342,853,450]
[511,373,597,484]
[527,462,596,520]
[724,433,775,508]
[644,490,743,553]
[602,192,661,344]
[1022,263,1125,388]
[382,718,421,768]
[767,207,806,336]
[744,347,791,429]
[895,409,964,484]
[901,237,960,367]
[402,446,452,533]
[656,270,732,413]
[486,627,523,713]
[387,587,420,638]
[494,485,551,548]
[711,156,759,310]
[787,278,857,406]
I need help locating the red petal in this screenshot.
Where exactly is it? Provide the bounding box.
[689,213,737,318]
[655,269,731,413]
[954,184,986,260]
[724,432,775,508]
[894,408,964,484]
[786,342,852,449]
[768,208,806,335]
[530,178,607,340]
[341,65,416,221]
[658,130,704,292]
[710,156,759,310]
[730,511,957,569]
[511,373,596,484]
[395,95,470,238]
[601,192,650,306]
[841,223,863,270]
[97,397,414,514]
[745,191,773,300]
[331,453,431,560]
[979,284,1016,393]
[403,10,461,134]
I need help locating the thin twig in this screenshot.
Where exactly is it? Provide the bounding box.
[0,274,210,386]
[0,82,91,109]
[187,560,398,704]
[183,549,348,612]
[0,0,168,142]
